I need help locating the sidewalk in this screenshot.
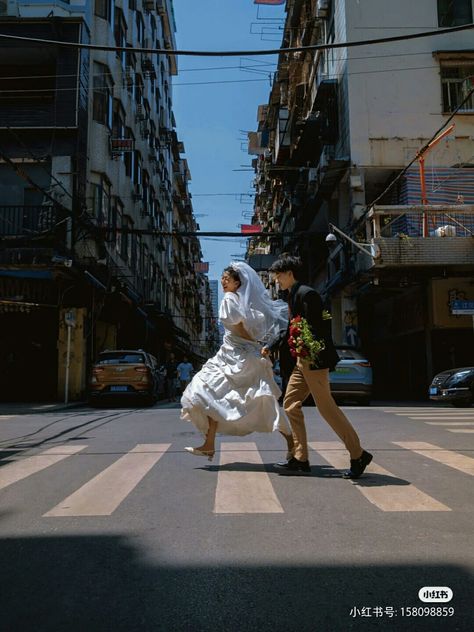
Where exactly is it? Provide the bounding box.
[0,401,86,415]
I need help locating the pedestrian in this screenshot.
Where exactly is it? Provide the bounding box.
[164,353,178,402]
[181,261,292,461]
[176,356,194,394]
[263,254,372,479]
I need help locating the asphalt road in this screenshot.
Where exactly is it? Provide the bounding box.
[0,402,472,632]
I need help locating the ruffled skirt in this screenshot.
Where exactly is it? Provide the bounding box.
[180,334,290,436]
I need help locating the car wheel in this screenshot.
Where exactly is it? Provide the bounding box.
[358,397,371,406]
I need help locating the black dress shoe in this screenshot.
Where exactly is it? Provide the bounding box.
[274,456,311,473]
[342,450,373,479]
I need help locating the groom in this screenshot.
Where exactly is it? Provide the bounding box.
[262,254,372,479]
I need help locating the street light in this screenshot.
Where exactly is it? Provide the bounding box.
[325,223,381,259]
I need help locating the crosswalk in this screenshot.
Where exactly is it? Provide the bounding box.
[0,438,472,517]
[384,407,474,433]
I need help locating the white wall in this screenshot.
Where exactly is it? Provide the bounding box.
[343,0,474,167]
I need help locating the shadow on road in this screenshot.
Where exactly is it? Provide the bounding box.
[0,535,470,631]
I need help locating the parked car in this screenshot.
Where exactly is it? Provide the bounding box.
[88,350,160,406]
[329,347,373,405]
[429,367,474,407]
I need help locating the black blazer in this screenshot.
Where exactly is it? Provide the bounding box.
[268,283,340,371]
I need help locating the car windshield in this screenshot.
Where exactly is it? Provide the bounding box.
[97,353,145,365]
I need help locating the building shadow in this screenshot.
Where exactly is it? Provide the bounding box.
[0,535,470,631]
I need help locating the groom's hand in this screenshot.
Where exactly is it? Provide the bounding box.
[261,347,270,358]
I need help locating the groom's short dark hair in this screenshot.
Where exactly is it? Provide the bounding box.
[269,254,304,280]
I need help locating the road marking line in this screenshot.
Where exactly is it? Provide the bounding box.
[44,444,170,517]
[214,442,283,514]
[407,416,474,420]
[446,429,474,434]
[426,422,474,426]
[393,442,474,476]
[387,410,472,415]
[309,442,450,512]
[0,445,88,491]
[383,406,462,415]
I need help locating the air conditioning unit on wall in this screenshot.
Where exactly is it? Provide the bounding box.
[316,0,330,18]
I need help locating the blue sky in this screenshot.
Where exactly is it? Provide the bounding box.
[172,0,285,297]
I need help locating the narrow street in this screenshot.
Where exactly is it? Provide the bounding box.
[0,403,472,631]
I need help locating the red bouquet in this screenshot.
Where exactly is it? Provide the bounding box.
[288,313,330,367]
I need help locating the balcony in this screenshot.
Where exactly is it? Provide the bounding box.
[359,205,474,270]
[291,79,339,164]
[0,21,82,128]
[0,205,66,238]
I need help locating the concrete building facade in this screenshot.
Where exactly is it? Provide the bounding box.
[247,0,474,399]
[0,0,213,400]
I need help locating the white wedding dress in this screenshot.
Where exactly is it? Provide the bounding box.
[181,292,290,436]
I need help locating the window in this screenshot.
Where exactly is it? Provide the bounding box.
[121,215,134,263]
[93,63,113,127]
[124,128,135,178]
[114,8,127,66]
[135,73,144,107]
[112,99,126,139]
[441,62,474,112]
[90,178,110,226]
[115,198,123,253]
[438,0,472,26]
[95,0,112,22]
[136,11,145,45]
[133,151,142,186]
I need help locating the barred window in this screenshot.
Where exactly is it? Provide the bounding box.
[441,63,474,112]
[438,0,472,26]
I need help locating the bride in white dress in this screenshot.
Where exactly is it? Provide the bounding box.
[181,261,292,461]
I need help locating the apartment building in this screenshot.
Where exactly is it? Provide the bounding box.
[0,0,213,401]
[247,0,474,398]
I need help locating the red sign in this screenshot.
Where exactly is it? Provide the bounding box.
[241,224,263,235]
[110,138,135,153]
[254,0,285,5]
[194,262,209,273]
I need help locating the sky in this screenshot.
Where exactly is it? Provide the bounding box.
[172,0,285,299]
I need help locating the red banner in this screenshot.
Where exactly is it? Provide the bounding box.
[241,224,263,235]
[254,0,285,5]
[194,262,209,273]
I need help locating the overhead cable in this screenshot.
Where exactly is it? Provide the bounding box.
[0,23,472,56]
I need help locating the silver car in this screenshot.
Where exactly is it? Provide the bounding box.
[329,347,373,405]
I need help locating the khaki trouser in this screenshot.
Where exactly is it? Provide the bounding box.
[284,359,363,462]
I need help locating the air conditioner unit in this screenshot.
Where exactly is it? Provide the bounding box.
[135,105,146,123]
[316,0,330,18]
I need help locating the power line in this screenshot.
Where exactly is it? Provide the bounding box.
[0,51,443,83]
[360,85,474,224]
[0,77,272,95]
[0,23,472,57]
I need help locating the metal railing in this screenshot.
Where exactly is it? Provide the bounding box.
[0,205,61,237]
